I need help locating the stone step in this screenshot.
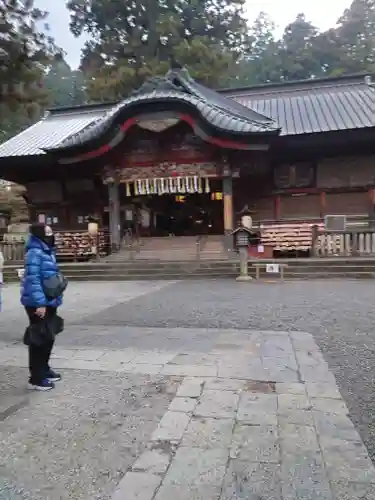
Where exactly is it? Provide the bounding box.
[7,260,375,272]
[5,262,375,282]
[6,273,375,283]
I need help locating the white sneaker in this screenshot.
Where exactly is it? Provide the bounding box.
[28,379,55,391]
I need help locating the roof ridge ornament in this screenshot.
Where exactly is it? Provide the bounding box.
[130,74,187,97]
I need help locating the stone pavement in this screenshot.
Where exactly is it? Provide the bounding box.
[1,326,374,499]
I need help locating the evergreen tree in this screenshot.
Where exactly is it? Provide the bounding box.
[43,56,87,108]
[67,0,250,100]
[228,12,282,86]
[0,0,59,142]
[334,0,375,73]
[0,0,58,110]
[277,14,322,81]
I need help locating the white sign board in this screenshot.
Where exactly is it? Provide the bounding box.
[266,264,280,274]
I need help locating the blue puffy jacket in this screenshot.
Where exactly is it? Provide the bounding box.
[21,235,63,308]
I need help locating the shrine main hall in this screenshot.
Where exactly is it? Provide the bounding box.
[0,68,373,259]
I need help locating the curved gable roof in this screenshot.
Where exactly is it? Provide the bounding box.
[0,72,373,159]
[44,69,280,154]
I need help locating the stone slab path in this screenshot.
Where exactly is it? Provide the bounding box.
[0,328,374,499]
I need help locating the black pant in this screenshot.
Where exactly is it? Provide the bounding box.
[25,306,57,384]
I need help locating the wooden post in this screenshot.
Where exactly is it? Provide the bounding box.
[368,188,375,226]
[108,175,121,252]
[275,195,281,220]
[311,224,319,257]
[320,191,326,218]
[223,176,234,250]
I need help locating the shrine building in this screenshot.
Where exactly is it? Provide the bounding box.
[0,68,374,259]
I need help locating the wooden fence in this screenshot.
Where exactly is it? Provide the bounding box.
[0,242,25,262]
[313,227,375,257]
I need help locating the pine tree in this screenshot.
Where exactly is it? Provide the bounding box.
[0,0,59,140]
[68,0,250,100]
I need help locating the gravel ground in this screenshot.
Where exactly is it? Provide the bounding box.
[0,366,179,500]
[68,280,375,462]
[3,279,375,463]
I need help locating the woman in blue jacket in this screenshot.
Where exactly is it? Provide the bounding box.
[21,223,63,391]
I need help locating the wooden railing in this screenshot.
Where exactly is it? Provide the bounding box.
[0,230,111,263]
[0,242,25,262]
[313,227,375,257]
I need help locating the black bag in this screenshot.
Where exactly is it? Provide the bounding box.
[23,314,64,346]
[23,321,55,346]
[43,274,68,300]
[49,314,64,335]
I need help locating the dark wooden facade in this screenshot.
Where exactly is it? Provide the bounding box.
[0,70,373,258]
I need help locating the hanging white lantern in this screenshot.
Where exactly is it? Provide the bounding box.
[198,177,203,194]
[126,182,131,197]
[193,176,198,193]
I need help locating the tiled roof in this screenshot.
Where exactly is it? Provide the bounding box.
[226,75,374,136]
[0,73,373,158]
[46,70,279,152]
[0,106,111,157]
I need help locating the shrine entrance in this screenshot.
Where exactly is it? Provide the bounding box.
[118,177,224,238]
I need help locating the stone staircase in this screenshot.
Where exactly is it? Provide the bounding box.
[5,257,375,282]
[110,235,228,261]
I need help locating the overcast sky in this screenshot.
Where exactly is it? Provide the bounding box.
[35,0,353,69]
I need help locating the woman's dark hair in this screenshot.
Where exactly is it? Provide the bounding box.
[29,223,47,240]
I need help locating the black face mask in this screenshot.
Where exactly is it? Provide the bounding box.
[30,223,55,248]
[43,235,55,248]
